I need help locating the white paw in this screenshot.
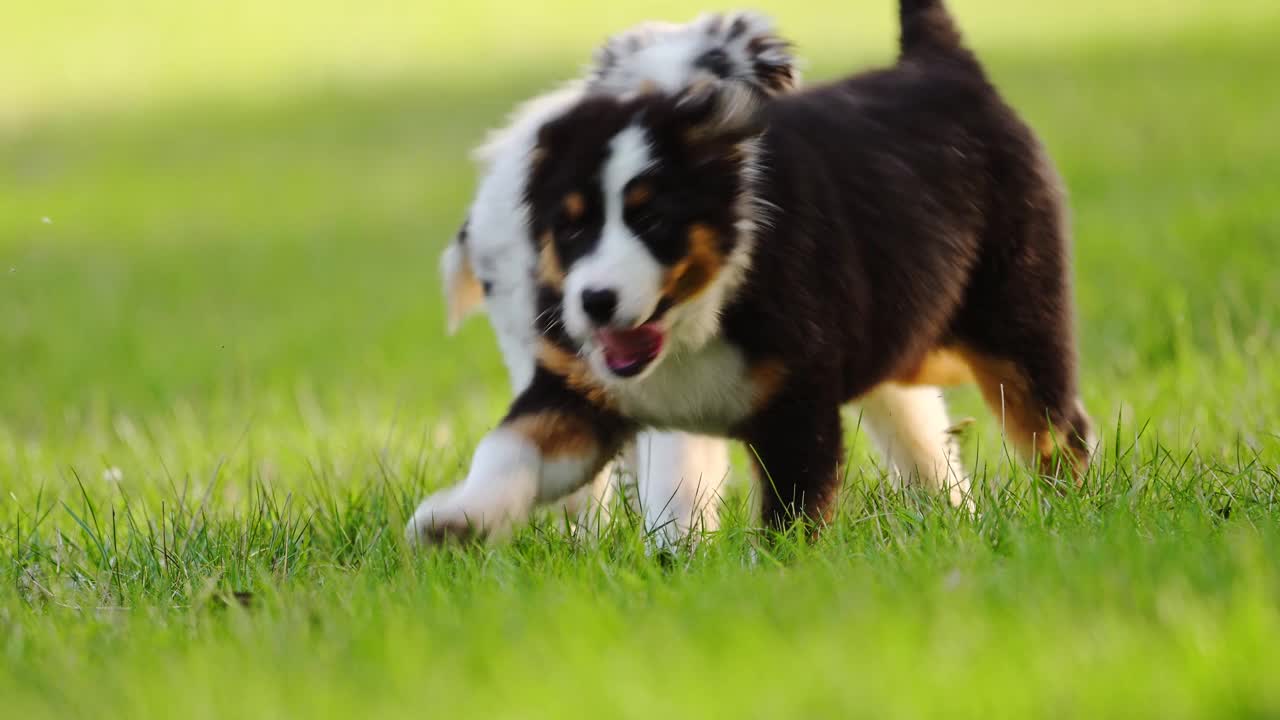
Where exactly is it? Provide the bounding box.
[405,428,543,546]
[405,486,511,545]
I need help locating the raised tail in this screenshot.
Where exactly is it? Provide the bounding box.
[898,0,972,63]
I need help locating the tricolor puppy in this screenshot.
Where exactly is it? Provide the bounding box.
[412,0,1092,542]
[439,12,800,545]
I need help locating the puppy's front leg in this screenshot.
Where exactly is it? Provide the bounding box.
[740,384,845,532]
[407,368,633,544]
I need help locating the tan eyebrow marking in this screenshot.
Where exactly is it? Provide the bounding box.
[563,192,585,220]
[624,183,652,208]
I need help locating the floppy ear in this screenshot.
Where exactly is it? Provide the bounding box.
[440,229,484,335]
[674,81,768,145]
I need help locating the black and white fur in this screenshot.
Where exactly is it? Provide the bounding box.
[438,12,798,545]
[411,2,1067,542]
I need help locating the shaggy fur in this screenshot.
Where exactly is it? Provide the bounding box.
[437,12,798,545]
[410,0,1086,542]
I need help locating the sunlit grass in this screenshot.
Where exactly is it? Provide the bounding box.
[3,1,1280,716]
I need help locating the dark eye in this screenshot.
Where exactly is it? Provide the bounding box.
[557,218,588,248]
[552,192,590,247]
[630,203,662,232]
[624,183,670,238]
[481,280,493,295]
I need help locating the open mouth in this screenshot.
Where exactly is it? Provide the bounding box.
[595,323,665,378]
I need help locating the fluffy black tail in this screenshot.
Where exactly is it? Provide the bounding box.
[898,0,971,63]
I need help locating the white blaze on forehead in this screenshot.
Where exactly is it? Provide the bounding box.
[604,125,654,199]
[562,125,666,337]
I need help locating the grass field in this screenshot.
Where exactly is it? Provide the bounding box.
[4,1,1280,716]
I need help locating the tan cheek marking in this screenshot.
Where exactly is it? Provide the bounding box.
[749,359,789,411]
[894,348,975,387]
[537,231,564,287]
[508,412,597,458]
[663,223,724,301]
[563,192,585,221]
[537,339,613,409]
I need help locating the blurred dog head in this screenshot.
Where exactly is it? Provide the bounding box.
[441,12,798,391]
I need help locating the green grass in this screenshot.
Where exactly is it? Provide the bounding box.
[3,1,1280,716]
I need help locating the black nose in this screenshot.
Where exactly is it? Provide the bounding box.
[581,288,618,325]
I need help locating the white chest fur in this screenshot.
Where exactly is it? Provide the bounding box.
[610,339,755,434]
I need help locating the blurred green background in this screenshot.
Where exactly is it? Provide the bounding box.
[5,2,1280,717]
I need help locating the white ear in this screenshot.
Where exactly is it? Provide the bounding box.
[441,240,484,334]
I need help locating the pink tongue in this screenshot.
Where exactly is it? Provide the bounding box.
[597,325,664,371]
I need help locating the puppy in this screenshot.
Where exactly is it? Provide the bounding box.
[439,12,799,545]
[410,0,1073,542]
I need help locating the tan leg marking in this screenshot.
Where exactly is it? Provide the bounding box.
[749,359,789,412]
[895,348,975,387]
[508,412,598,458]
[956,348,1088,479]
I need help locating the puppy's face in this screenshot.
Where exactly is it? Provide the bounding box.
[526,89,763,382]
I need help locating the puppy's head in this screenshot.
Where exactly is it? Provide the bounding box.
[588,11,798,99]
[525,84,765,382]
[443,12,797,389]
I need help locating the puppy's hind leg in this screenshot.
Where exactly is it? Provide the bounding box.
[958,347,1094,482]
[953,144,1095,481]
[859,383,970,508]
